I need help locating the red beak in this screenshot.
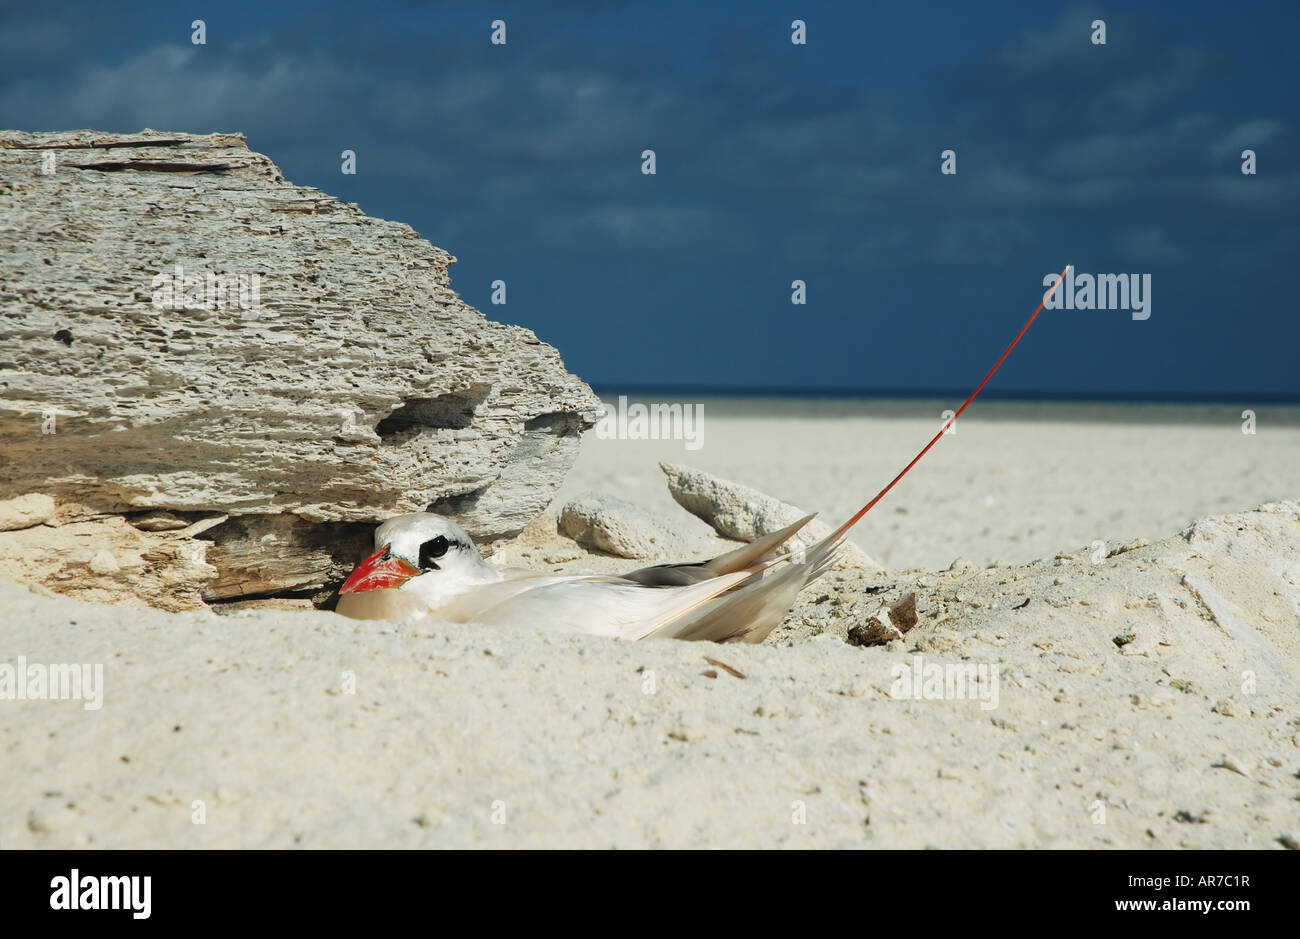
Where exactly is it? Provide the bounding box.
[339,545,420,594]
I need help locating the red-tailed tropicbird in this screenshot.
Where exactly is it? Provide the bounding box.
[335,270,1068,641]
[335,510,831,641]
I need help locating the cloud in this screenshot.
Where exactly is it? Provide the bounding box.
[1209,119,1287,161]
[1,0,1296,397]
[1116,225,1180,262]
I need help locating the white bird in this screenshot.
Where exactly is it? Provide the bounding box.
[335,509,846,642]
[334,272,1065,642]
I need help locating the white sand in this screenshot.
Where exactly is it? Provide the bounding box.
[562,398,1300,569]
[3,400,1298,849]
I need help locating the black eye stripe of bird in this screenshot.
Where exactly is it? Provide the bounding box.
[335,271,1069,641]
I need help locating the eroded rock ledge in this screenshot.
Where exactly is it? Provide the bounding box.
[0,129,600,606]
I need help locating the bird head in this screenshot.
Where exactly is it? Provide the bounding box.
[339,513,496,597]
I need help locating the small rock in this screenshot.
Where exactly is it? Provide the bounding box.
[0,493,56,532]
[660,462,880,570]
[848,616,900,647]
[128,510,192,532]
[847,595,916,647]
[1216,754,1252,777]
[87,550,120,575]
[888,593,918,631]
[558,492,689,559]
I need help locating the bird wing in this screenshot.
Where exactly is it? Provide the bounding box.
[642,518,848,642]
[436,569,757,639]
[434,516,845,643]
[640,560,807,643]
[618,513,816,586]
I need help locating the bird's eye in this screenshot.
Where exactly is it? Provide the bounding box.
[419,535,450,570]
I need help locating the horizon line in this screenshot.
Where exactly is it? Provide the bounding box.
[587,385,1300,406]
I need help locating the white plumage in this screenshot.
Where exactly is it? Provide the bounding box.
[335,511,850,642]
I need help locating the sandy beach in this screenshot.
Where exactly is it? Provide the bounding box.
[3,398,1298,849]
[562,397,1300,570]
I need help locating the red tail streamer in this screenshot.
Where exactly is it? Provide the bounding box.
[830,265,1070,539]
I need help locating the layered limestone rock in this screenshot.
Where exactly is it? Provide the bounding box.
[0,130,599,605]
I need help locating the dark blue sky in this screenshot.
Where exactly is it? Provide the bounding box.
[3,1,1296,399]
